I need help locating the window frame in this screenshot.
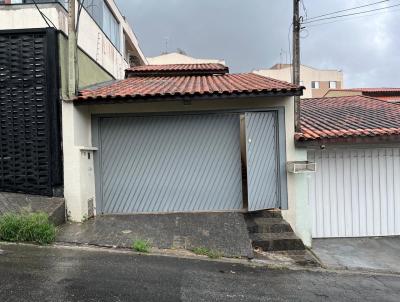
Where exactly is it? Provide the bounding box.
[311,81,320,89]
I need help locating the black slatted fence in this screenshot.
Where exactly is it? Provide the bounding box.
[0,28,62,196]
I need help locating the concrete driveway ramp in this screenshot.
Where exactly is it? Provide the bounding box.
[57,212,254,258]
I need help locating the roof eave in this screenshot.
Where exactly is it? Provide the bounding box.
[73,89,303,105]
[295,134,400,147]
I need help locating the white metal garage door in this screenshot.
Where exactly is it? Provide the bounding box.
[96,114,243,214]
[309,148,400,238]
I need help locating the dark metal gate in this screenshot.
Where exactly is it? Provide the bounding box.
[0,28,62,196]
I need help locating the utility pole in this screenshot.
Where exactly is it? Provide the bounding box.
[68,0,77,99]
[292,0,301,132]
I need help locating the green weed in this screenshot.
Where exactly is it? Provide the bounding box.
[132,240,151,253]
[191,247,222,259]
[0,212,56,245]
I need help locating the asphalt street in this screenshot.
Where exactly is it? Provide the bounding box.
[0,243,399,302]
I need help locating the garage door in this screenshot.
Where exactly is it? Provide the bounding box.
[96,114,243,214]
[309,148,400,238]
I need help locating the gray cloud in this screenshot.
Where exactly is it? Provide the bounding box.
[116,0,399,87]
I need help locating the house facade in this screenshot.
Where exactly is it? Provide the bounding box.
[297,95,400,239]
[254,64,344,99]
[0,1,146,196]
[61,63,313,246]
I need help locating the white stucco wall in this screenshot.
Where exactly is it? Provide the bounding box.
[147,52,226,65]
[63,96,312,245]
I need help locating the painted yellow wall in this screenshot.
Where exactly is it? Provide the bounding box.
[324,90,362,97]
[58,34,114,99]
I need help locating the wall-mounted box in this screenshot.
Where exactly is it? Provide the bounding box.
[287,161,316,174]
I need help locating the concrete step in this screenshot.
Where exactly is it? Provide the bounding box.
[246,218,293,233]
[250,232,305,251]
[246,209,282,219]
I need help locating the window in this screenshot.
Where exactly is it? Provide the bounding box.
[103,2,120,50]
[329,81,337,89]
[311,81,320,89]
[83,0,104,27]
[83,0,121,51]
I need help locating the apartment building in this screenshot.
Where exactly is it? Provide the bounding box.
[254,64,343,98]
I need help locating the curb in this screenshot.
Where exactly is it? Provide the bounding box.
[2,241,400,277]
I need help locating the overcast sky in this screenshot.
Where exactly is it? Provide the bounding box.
[115,0,399,88]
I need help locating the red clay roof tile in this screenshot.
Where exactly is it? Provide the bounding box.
[296,95,400,141]
[125,63,229,77]
[76,72,301,103]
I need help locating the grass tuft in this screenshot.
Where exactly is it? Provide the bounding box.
[132,240,151,253]
[0,212,56,245]
[191,247,222,259]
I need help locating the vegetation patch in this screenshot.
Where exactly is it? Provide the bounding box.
[191,247,222,259]
[132,240,151,253]
[0,212,56,245]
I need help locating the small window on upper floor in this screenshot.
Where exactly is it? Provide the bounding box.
[329,81,337,89]
[311,81,320,89]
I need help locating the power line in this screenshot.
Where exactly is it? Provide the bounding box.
[300,0,308,19]
[305,7,400,28]
[305,0,390,21]
[31,0,56,28]
[303,2,400,24]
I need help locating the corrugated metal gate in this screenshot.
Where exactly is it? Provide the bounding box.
[97,114,243,213]
[0,29,62,196]
[309,148,400,238]
[245,112,280,211]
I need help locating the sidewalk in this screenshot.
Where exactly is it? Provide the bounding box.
[56,213,254,258]
[312,237,400,274]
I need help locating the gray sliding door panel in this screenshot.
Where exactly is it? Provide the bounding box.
[98,114,243,213]
[245,112,279,211]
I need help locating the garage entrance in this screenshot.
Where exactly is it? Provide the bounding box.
[96,114,243,213]
[94,111,283,214]
[309,148,400,238]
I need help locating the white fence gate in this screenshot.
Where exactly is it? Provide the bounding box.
[308,148,400,238]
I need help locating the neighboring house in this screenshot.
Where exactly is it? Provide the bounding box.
[254,64,343,99]
[147,52,226,65]
[324,88,400,103]
[296,95,400,239]
[0,1,146,196]
[62,63,313,245]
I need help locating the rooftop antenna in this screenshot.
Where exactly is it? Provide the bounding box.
[163,36,169,54]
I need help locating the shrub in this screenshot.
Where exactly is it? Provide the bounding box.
[191,247,221,259]
[132,240,151,253]
[0,212,56,245]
